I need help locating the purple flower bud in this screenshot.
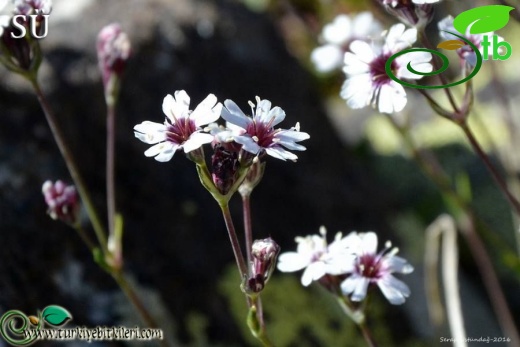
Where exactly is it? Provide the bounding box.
[244,238,280,294]
[97,23,131,89]
[42,180,80,226]
[211,143,240,195]
[238,159,265,197]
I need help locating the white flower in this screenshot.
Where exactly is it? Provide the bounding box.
[311,12,382,73]
[340,232,414,305]
[220,96,310,161]
[134,90,222,162]
[438,15,502,67]
[341,23,432,114]
[277,227,355,286]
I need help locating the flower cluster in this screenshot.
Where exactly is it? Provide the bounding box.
[311,12,381,73]
[341,23,432,114]
[278,228,414,305]
[0,0,52,74]
[134,91,310,195]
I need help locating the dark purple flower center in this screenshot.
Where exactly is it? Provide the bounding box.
[356,254,383,279]
[165,116,197,145]
[369,53,397,87]
[246,119,280,148]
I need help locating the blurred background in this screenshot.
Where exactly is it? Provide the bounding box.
[0,0,519,346]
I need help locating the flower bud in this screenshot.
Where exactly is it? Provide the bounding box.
[243,238,280,294]
[0,0,51,75]
[97,23,131,97]
[42,180,80,226]
[238,159,265,197]
[211,143,239,195]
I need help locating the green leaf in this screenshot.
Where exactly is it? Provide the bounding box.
[437,40,466,50]
[42,305,72,326]
[453,5,514,35]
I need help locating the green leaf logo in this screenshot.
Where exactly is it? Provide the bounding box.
[453,5,514,35]
[41,305,72,326]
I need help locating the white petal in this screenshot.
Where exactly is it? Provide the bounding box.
[191,94,221,127]
[163,92,190,122]
[277,252,310,272]
[222,100,251,129]
[144,142,178,162]
[348,40,375,64]
[340,74,374,109]
[183,132,214,153]
[255,99,273,123]
[377,275,410,305]
[397,51,433,80]
[323,14,352,45]
[267,106,286,127]
[352,12,381,38]
[311,45,344,73]
[277,141,306,151]
[276,129,310,142]
[133,121,167,144]
[265,147,298,161]
[234,135,260,154]
[385,24,417,53]
[360,232,378,255]
[341,275,369,302]
[377,82,407,114]
[301,262,326,286]
[385,256,414,274]
[154,148,177,162]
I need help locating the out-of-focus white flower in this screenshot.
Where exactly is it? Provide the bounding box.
[438,15,502,67]
[411,0,440,3]
[134,90,222,162]
[341,23,432,114]
[340,232,414,305]
[221,97,310,162]
[277,227,355,286]
[311,12,382,73]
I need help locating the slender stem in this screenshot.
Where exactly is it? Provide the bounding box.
[336,295,375,347]
[112,271,169,347]
[358,322,377,347]
[460,218,520,346]
[242,195,253,265]
[219,203,248,278]
[29,77,109,254]
[459,122,520,215]
[418,31,460,113]
[106,100,117,250]
[249,296,273,347]
[386,116,520,344]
